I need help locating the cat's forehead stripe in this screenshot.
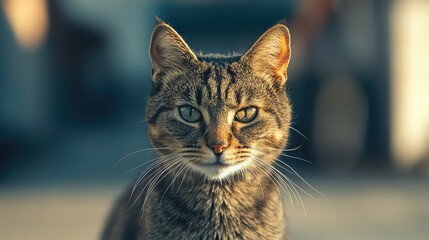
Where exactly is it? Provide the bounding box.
[223,68,237,105]
[201,68,211,84]
[200,63,242,109]
[195,87,203,106]
[214,65,223,101]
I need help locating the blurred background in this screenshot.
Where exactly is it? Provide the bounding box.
[1,0,428,239]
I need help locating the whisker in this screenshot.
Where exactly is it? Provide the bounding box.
[266,160,306,214]
[252,157,295,210]
[127,162,164,211]
[128,158,179,212]
[121,153,174,176]
[114,149,153,169]
[114,147,177,169]
[252,148,311,164]
[255,143,303,152]
[251,153,320,216]
[276,159,324,198]
[159,161,188,208]
[141,157,180,199]
[270,166,298,208]
[273,159,319,200]
[131,152,177,186]
[141,159,183,217]
[281,142,304,152]
[289,126,307,140]
[129,153,178,203]
[250,159,282,200]
[176,162,192,193]
[272,161,299,177]
[279,153,311,164]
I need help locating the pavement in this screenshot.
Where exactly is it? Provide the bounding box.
[1,177,428,240]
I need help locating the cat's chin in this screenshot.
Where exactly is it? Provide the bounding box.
[191,160,251,180]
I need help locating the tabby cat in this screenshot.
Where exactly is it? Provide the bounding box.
[102,21,293,240]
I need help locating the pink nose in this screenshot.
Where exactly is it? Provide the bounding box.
[210,143,228,155]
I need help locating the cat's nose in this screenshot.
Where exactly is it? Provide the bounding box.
[209,142,228,155]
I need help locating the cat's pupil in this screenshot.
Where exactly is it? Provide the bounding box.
[235,107,258,123]
[179,105,201,122]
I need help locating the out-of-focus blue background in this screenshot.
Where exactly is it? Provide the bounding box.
[1,0,428,239]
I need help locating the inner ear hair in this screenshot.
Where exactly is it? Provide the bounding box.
[242,24,291,86]
[149,22,199,80]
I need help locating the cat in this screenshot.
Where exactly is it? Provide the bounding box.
[102,20,292,240]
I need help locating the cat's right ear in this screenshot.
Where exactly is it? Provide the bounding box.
[149,22,199,80]
[241,24,291,87]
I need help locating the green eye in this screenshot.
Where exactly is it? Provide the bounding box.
[235,107,258,123]
[179,105,202,123]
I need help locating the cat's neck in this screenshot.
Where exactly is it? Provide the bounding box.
[142,169,286,239]
[166,168,273,203]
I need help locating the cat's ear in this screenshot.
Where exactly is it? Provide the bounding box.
[242,24,291,87]
[149,22,199,80]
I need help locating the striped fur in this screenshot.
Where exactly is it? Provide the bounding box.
[102,22,293,240]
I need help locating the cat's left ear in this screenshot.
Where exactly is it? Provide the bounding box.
[149,22,199,80]
[242,24,291,87]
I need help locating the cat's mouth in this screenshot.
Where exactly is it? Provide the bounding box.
[190,156,251,179]
[200,155,246,167]
[200,159,246,168]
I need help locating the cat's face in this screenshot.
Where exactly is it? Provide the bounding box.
[146,22,292,180]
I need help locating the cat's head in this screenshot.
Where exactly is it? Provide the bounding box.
[145,22,292,180]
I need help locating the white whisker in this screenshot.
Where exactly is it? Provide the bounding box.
[158,161,188,208]
[176,162,192,193]
[132,120,146,124]
[279,153,311,164]
[114,147,177,169]
[141,159,184,218]
[276,159,324,198]
[289,126,307,140]
[252,157,295,210]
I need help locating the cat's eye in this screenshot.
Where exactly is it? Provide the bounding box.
[179,105,202,123]
[235,107,258,123]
